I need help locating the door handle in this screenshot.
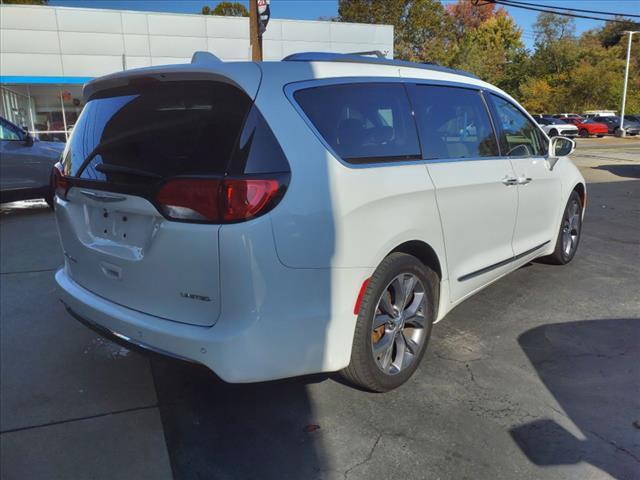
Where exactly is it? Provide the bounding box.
[502,176,519,186]
[516,177,533,185]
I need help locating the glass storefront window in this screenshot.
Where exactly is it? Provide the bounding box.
[0,84,84,143]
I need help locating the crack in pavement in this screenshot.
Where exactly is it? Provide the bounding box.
[588,429,640,464]
[343,433,383,480]
[0,404,159,435]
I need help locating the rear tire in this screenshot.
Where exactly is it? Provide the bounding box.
[44,194,54,209]
[541,191,583,265]
[579,129,589,138]
[341,253,438,392]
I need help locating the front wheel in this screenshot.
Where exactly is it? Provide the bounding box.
[549,129,558,137]
[579,129,589,138]
[541,191,583,265]
[341,253,438,392]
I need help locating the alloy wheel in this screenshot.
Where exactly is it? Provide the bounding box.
[371,273,428,375]
[562,198,581,256]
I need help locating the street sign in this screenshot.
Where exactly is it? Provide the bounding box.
[257,0,270,34]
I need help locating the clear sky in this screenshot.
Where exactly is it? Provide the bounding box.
[48,0,640,50]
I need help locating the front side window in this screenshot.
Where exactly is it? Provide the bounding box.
[409,85,499,159]
[0,120,22,141]
[489,94,547,157]
[293,83,421,164]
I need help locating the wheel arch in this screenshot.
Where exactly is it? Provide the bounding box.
[573,182,586,208]
[389,240,442,280]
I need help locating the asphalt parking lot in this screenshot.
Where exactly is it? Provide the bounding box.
[1,137,639,480]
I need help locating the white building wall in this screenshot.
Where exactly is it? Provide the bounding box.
[0,5,393,78]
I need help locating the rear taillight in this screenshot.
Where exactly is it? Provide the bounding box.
[156,177,283,223]
[52,163,70,200]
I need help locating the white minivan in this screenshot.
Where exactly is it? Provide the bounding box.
[53,52,585,391]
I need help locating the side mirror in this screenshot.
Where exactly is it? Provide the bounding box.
[549,136,575,158]
[23,131,34,147]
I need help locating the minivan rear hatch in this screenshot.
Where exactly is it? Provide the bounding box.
[55,72,259,327]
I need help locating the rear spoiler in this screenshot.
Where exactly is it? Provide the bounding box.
[83,52,262,101]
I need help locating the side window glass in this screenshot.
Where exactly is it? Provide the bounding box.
[227,105,290,175]
[293,83,421,164]
[0,121,22,141]
[408,85,499,160]
[490,94,547,157]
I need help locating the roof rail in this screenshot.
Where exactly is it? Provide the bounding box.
[191,51,222,65]
[282,52,480,80]
[347,50,386,58]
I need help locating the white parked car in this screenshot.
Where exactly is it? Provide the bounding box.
[53,52,586,392]
[535,116,579,137]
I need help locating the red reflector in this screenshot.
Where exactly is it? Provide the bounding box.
[52,164,70,200]
[354,278,370,315]
[156,178,281,223]
[156,179,222,221]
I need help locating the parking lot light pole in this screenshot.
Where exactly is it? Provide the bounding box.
[620,31,639,137]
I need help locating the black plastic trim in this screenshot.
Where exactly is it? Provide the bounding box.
[458,241,551,282]
[63,302,197,364]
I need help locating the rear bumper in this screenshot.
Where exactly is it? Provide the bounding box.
[56,263,370,383]
[63,303,197,364]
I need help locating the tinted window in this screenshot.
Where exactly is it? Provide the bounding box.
[409,85,499,159]
[490,95,548,157]
[64,81,252,183]
[227,105,289,175]
[294,83,421,164]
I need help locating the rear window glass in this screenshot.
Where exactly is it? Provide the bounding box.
[409,85,499,159]
[64,81,252,182]
[293,83,421,164]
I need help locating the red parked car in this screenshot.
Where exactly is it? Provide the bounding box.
[565,118,608,137]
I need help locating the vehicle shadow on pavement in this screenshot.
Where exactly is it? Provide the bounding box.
[592,164,640,179]
[509,318,640,480]
[151,358,331,480]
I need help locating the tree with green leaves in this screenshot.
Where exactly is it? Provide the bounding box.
[339,0,457,66]
[455,12,526,91]
[596,17,640,48]
[533,12,575,45]
[201,2,249,17]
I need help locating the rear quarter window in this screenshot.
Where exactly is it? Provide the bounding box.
[293,83,421,164]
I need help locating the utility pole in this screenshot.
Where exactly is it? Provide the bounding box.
[249,0,262,61]
[619,31,638,137]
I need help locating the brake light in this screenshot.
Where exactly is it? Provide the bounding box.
[52,163,70,200]
[156,178,282,223]
[221,179,280,222]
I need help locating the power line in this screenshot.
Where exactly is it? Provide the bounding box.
[498,0,640,19]
[483,0,640,24]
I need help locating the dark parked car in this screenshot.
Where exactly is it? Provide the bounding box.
[0,117,65,206]
[592,115,640,136]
